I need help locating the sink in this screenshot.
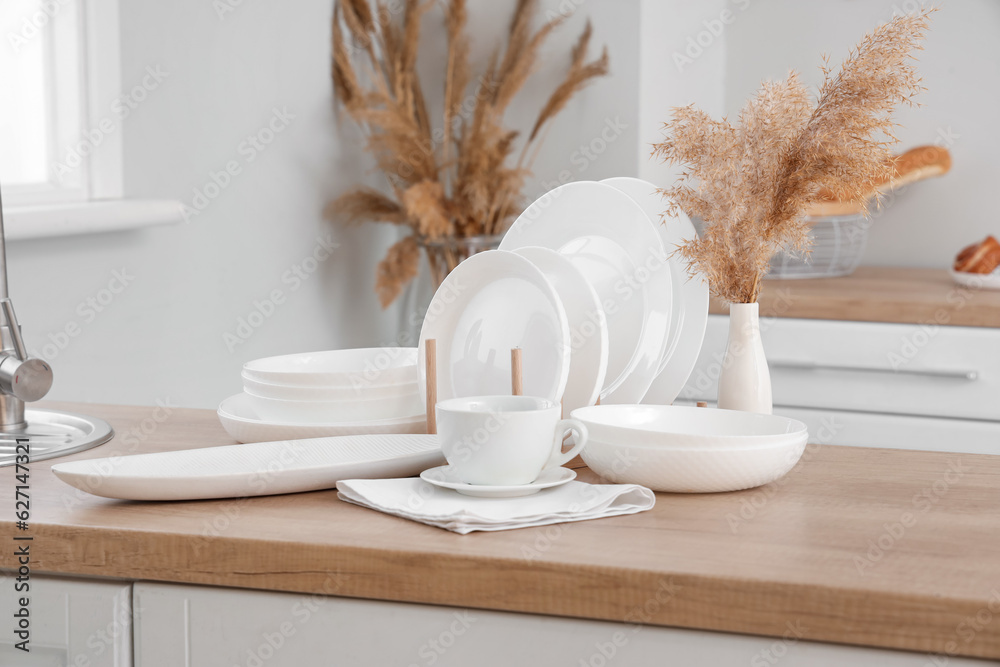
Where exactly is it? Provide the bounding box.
[0,408,113,466]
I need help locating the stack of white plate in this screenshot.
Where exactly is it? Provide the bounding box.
[417,178,710,414]
[218,348,426,443]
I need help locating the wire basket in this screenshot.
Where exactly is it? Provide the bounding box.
[768,213,869,279]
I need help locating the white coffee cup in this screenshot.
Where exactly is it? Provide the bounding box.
[435,395,589,486]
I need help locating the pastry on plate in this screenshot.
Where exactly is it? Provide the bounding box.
[954,235,1000,274]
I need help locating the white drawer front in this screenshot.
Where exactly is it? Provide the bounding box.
[681,316,1000,421]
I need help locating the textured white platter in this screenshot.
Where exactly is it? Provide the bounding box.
[418,250,571,405]
[218,392,426,444]
[500,181,670,404]
[601,177,710,406]
[52,434,444,501]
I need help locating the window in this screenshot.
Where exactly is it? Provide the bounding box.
[0,0,181,239]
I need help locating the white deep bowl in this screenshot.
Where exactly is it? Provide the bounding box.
[246,391,424,424]
[243,348,418,387]
[580,435,807,493]
[571,405,808,450]
[242,375,420,402]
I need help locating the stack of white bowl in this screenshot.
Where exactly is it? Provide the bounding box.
[241,348,423,425]
[571,405,809,493]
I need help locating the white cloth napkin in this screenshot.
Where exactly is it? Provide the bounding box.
[336,478,656,534]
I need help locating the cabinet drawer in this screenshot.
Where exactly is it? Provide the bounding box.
[0,574,132,666]
[681,316,1000,421]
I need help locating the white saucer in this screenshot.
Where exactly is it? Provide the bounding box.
[419,465,577,498]
[950,269,1000,290]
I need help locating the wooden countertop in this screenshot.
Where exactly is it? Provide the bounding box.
[3,402,1000,660]
[709,266,1000,327]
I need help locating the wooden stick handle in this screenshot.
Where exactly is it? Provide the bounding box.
[511,348,523,396]
[425,339,437,434]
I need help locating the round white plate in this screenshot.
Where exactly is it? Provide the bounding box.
[420,465,576,498]
[950,269,1000,290]
[499,181,671,404]
[53,434,444,501]
[513,247,608,414]
[418,250,571,405]
[602,177,710,406]
[218,393,426,444]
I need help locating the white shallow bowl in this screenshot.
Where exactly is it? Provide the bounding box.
[579,435,807,493]
[243,348,418,387]
[571,405,808,450]
[218,393,426,444]
[242,375,420,402]
[246,390,423,424]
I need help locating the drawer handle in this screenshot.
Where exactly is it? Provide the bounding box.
[769,359,979,381]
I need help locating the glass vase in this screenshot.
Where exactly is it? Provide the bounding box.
[418,234,503,289]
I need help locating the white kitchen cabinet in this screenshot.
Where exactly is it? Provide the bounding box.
[132,582,992,667]
[0,573,131,666]
[680,316,1000,454]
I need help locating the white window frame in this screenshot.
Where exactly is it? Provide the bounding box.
[3,0,183,240]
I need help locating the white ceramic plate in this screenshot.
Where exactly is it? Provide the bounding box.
[950,269,1000,290]
[601,177,710,406]
[513,247,608,414]
[218,393,426,444]
[243,347,418,387]
[499,181,671,404]
[418,250,571,404]
[419,465,576,498]
[52,434,444,501]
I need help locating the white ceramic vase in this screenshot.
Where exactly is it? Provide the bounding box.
[717,302,772,414]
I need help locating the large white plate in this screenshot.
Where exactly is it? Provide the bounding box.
[602,177,710,406]
[499,181,671,404]
[418,250,571,404]
[950,269,1000,290]
[52,434,444,501]
[218,392,426,444]
[513,247,608,414]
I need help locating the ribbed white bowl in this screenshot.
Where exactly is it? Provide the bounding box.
[218,393,426,444]
[246,390,423,424]
[242,375,420,402]
[572,405,807,450]
[243,348,418,387]
[580,435,807,493]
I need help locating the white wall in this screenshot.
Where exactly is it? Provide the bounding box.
[723,0,999,268]
[8,0,640,409]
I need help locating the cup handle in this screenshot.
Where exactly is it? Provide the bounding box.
[545,418,589,470]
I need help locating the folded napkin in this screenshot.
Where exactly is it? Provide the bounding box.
[336,478,655,534]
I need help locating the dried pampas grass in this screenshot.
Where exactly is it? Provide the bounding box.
[328,0,609,307]
[653,10,933,304]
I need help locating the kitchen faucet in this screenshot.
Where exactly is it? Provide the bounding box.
[0,186,52,428]
[0,182,112,466]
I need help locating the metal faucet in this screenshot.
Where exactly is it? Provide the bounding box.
[0,185,52,429]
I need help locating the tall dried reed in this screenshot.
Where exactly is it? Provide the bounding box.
[653,11,933,304]
[329,0,609,306]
